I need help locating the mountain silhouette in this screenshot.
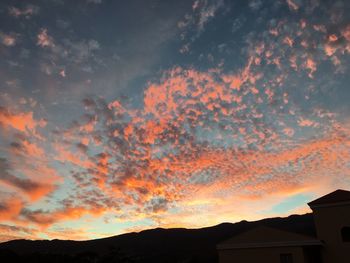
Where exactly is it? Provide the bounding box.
[0,213,316,263]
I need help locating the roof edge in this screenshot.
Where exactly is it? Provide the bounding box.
[308,200,350,209]
[307,189,350,207]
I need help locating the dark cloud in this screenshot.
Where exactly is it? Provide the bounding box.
[0,158,40,192]
[0,202,9,212]
[145,197,169,213]
[20,208,55,225]
[76,142,88,153]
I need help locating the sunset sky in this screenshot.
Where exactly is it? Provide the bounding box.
[1,0,350,242]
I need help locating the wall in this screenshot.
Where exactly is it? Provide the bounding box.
[312,203,350,263]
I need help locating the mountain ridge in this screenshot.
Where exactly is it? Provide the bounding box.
[0,213,316,263]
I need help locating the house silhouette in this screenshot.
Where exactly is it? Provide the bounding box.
[217,189,350,263]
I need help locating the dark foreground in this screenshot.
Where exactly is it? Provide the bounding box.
[0,213,315,263]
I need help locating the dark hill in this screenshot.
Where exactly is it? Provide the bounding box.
[0,213,315,263]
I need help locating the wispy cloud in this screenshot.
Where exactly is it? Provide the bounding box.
[8,5,39,18]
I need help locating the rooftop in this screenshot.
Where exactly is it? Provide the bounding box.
[217,226,321,250]
[308,189,350,208]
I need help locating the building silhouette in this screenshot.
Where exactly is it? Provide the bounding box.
[217,189,350,263]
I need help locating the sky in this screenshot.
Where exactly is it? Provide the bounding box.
[0,0,350,242]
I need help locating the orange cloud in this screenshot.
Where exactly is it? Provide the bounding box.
[0,177,56,202]
[0,224,38,243]
[304,57,317,78]
[20,205,108,228]
[0,197,23,221]
[0,107,46,135]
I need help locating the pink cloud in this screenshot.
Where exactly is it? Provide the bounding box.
[8,5,39,18]
[286,0,299,11]
[0,32,16,47]
[37,28,54,48]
